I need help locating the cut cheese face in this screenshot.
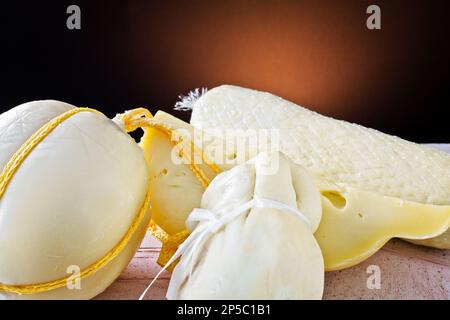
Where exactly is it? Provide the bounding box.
[189,85,450,249]
[140,112,218,235]
[141,111,450,270]
[0,101,150,299]
[316,180,450,270]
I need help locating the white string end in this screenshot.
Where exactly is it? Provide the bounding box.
[174,88,208,111]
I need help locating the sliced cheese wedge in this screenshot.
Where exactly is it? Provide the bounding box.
[316,180,450,270]
[189,85,450,249]
[140,111,218,235]
[140,111,450,270]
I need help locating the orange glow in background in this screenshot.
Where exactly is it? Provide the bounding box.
[0,1,449,141]
[125,0,449,135]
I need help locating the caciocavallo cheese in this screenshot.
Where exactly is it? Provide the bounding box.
[0,101,151,299]
[142,109,450,271]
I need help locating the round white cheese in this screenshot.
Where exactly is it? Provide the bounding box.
[0,100,150,299]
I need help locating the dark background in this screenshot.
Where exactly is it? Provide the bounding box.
[0,0,449,142]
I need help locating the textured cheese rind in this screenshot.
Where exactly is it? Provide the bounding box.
[142,111,450,270]
[190,85,450,248]
[191,85,450,205]
[0,101,150,299]
[174,153,324,299]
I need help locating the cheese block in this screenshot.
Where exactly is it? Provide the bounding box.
[168,152,324,299]
[189,85,450,249]
[0,101,151,299]
[141,111,450,270]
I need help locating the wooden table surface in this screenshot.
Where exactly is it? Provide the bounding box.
[96,144,450,300]
[94,234,449,300]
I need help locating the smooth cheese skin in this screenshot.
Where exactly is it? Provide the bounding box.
[141,111,450,270]
[172,153,323,299]
[189,85,450,248]
[0,101,150,299]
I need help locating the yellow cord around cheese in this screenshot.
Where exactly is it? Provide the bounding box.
[115,108,219,271]
[0,108,152,295]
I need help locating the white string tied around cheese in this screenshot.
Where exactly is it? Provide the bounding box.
[139,196,311,300]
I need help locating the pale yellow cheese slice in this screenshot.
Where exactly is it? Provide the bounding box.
[316,180,450,270]
[141,111,450,270]
[140,112,217,235]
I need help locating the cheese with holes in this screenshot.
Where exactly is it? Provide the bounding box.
[140,111,218,235]
[190,85,450,249]
[0,100,150,299]
[142,110,450,270]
